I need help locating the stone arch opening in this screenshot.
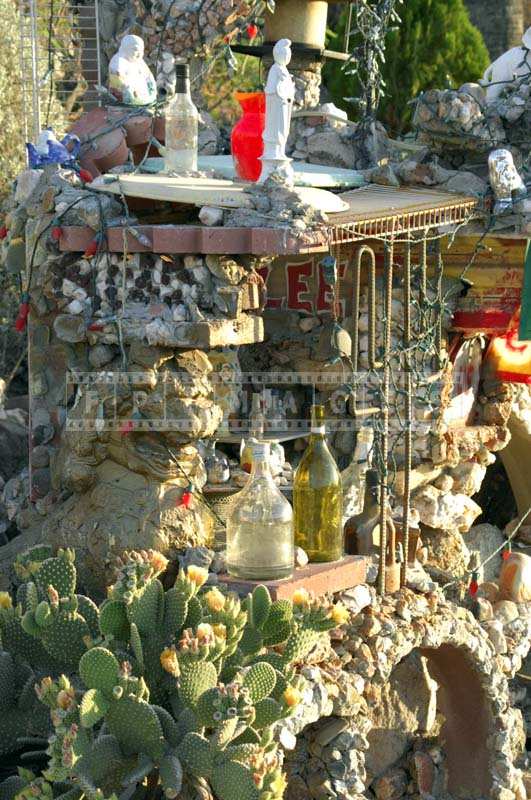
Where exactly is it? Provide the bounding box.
[281,591,526,800]
[420,644,491,798]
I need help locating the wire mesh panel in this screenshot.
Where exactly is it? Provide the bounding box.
[18,0,101,144]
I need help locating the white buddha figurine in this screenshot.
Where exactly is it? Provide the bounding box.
[259,38,295,184]
[481,26,531,103]
[108,35,157,106]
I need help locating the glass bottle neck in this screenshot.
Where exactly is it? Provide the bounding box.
[175,77,191,96]
[250,458,272,480]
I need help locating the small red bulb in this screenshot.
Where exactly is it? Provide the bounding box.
[51,226,63,242]
[78,169,93,184]
[179,487,193,508]
[469,572,479,597]
[84,239,98,258]
[502,544,511,561]
[247,23,258,40]
[120,420,135,435]
[14,300,30,332]
[0,225,8,240]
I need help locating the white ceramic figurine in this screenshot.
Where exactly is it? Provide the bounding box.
[108,35,157,106]
[488,148,527,214]
[260,38,295,184]
[482,26,531,103]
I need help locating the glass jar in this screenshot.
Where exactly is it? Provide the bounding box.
[203,439,230,484]
[227,442,294,580]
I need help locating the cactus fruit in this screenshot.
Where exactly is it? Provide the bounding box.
[211,759,259,800]
[177,733,214,778]
[79,647,120,695]
[158,753,183,798]
[242,662,276,704]
[178,661,218,708]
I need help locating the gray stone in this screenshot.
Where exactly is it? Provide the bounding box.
[372,768,408,800]
[306,130,354,169]
[371,164,400,187]
[466,523,504,582]
[493,600,519,624]
[53,314,87,343]
[88,344,115,369]
[15,169,43,204]
[443,172,488,197]
[31,446,50,468]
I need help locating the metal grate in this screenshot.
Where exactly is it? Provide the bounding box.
[18,0,101,144]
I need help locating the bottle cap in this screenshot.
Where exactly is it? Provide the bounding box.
[175,62,189,79]
[252,442,270,460]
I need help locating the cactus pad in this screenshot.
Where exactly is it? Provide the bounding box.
[79,688,110,728]
[242,662,276,704]
[250,586,271,630]
[106,696,165,760]
[211,760,259,800]
[253,697,283,729]
[35,551,76,599]
[159,753,183,799]
[177,733,214,777]
[178,661,217,708]
[79,647,120,695]
[99,600,129,640]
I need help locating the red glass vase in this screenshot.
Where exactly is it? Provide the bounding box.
[231,91,265,182]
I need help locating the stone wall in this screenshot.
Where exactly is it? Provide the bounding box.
[465,0,526,58]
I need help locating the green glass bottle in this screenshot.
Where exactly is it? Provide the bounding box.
[293,405,343,562]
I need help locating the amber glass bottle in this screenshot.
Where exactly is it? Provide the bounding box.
[344,468,381,555]
[293,405,343,562]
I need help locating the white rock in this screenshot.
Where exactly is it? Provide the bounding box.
[343,584,372,615]
[486,620,508,654]
[299,316,321,333]
[15,168,42,203]
[66,299,84,315]
[279,727,297,750]
[172,304,188,322]
[61,278,78,297]
[199,206,224,226]
[295,546,309,568]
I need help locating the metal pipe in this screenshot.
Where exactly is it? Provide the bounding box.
[401,240,412,587]
[378,237,394,596]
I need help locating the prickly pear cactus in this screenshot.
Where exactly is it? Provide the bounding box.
[0,551,349,800]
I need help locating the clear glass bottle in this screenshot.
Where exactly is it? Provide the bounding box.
[344,468,381,555]
[293,405,343,562]
[164,62,198,173]
[240,393,265,473]
[203,439,230,484]
[341,426,374,525]
[227,443,294,580]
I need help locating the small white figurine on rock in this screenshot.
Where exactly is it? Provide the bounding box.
[260,38,295,185]
[482,26,531,103]
[108,35,157,106]
[488,148,527,214]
